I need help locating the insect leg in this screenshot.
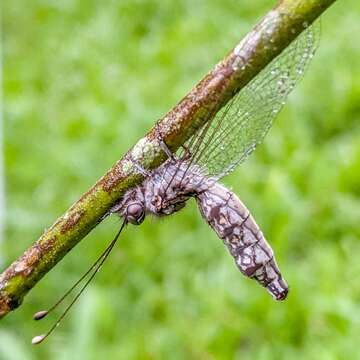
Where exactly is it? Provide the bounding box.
[132,160,151,177]
[125,151,152,177]
[155,122,184,161]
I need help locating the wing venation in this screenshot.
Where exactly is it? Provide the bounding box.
[180,19,320,180]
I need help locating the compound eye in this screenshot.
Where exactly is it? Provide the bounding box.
[126,202,145,225]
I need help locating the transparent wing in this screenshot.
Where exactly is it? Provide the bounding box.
[181,20,320,180]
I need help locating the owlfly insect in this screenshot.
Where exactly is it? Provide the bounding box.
[32,13,320,344]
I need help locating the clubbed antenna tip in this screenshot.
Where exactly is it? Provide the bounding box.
[33,310,48,320]
[30,220,127,345]
[32,334,46,345]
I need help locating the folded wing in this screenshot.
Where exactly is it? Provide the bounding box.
[184,19,320,180]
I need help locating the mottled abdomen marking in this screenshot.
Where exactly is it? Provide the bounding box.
[196,183,288,300]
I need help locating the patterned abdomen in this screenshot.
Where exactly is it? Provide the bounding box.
[196,183,288,300]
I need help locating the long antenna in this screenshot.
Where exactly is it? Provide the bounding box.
[32,219,127,345]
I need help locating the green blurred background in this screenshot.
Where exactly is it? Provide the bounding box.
[1,0,360,359]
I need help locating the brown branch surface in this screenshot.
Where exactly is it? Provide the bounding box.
[0,0,336,318]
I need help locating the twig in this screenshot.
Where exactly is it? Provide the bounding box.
[0,7,5,267]
[0,0,336,318]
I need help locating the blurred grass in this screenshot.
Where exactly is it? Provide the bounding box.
[1,0,360,359]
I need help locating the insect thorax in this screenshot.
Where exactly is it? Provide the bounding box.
[116,159,210,224]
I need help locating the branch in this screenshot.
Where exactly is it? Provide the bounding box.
[0,0,336,318]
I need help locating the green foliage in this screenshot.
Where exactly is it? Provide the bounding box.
[2,0,360,358]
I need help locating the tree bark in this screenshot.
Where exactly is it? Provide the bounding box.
[0,0,337,318]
